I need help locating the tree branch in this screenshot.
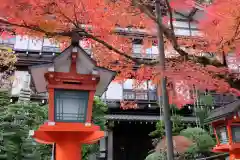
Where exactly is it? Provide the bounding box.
[134,0,188,57]
[133,0,157,22]
[82,31,159,65]
[163,0,188,57]
[165,0,174,32]
[232,18,240,40]
[0,4,225,69]
[0,18,72,37]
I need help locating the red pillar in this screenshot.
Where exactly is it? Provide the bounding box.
[230,151,240,160]
[56,141,81,160]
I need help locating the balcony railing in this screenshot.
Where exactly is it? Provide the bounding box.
[132,53,158,59]
[196,93,238,107]
[123,89,157,101]
[42,46,61,53]
[211,93,237,106]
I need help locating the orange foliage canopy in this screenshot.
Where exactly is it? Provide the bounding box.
[0,0,238,108]
[198,0,240,54]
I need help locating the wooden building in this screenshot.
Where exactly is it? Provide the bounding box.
[1,2,239,159]
[1,36,237,160]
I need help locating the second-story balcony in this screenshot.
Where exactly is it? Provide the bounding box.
[132,53,158,59]
[210,93,238,107]
[41,46,61,53]
[123,89,157,101]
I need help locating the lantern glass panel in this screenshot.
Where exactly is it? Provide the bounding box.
[54,89,89,122]
[231,125,240,143]
[216,126,229,144]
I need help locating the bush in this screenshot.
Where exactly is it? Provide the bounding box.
[180,127,215,158]
[145,152,166,160]
[0,98,51,160]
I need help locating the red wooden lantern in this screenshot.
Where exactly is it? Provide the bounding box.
[205,100,240,160]
[29,43,115,160]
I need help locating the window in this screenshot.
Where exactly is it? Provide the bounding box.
[123,79,148,90]
[42,38,61,52]
[132,39,143,57]
[123,79,133,89]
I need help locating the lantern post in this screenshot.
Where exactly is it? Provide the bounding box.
[205,100,240,160]
[29,37,116,160]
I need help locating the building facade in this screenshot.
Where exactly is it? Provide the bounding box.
[0,7,239,159]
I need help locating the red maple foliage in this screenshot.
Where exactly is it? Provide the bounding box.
[0,0,238,108]
[198,0,240,54]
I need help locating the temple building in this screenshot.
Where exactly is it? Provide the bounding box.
[2,36,237,160]
[0,1,239,160]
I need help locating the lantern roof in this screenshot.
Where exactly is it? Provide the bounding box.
[29,44,116,96]
[205,100,240,123]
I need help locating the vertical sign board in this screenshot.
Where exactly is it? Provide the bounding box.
[11,71,30,96]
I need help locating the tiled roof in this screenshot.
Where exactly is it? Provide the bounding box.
[105,114,197,122]
[205,100,240,123]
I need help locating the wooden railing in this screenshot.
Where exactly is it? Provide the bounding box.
[42,46,61,53]
[122,90,238,106]
[132,53,158,59]
[196,93,238,107]
[211,93,238,106]
[123,89,157,101]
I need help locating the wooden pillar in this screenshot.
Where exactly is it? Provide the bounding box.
[99,132,107,159]
[229,151,240,160]
[107,129,113,160]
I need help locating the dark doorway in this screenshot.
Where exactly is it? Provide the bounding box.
[113,121,155,160]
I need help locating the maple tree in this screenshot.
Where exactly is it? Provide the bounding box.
[198,0,240,54]
[0,0,238,107]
